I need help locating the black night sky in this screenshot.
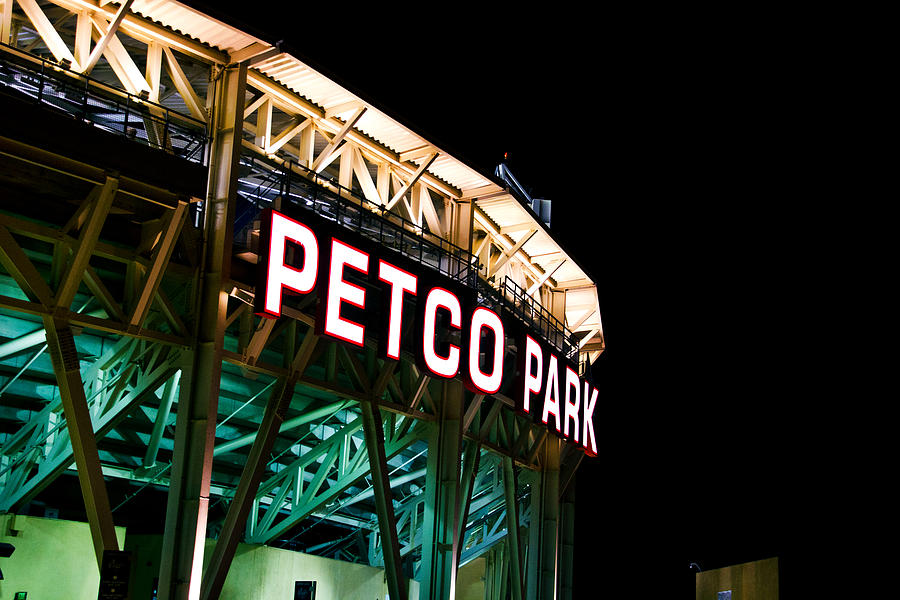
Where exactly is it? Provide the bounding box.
[188,3,838,596]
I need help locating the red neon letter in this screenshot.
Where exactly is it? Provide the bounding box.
[260,210,318,318]
[422,287,461,378]
[378,260,417,360]
[522,335,542,414]
[323,238,369,347]
[467,307,505,394]
[563,366,581,443]
[582,381,598,455]
[541,354,562,433]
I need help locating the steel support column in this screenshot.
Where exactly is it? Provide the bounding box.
[420,378,464,599]
[503,456,525,600]
[455,438,481,567]
[558,478,576,600]
[525,469,542,600]
[538,438,562,599]
[42,316,119,568]
[158,61,246,600]
[484,543,508,600]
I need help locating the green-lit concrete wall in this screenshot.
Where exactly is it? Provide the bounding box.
[212,542,389,600]
[0,514,127,600]
[696,557,779,600]
[456,558,486,600]
[2,517,487,600]
[128,534,412,600]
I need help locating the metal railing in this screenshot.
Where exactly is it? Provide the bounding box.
[0,43,207,163]
[234,157,479,287]
[232,156,580,360]
[499,277,577,361]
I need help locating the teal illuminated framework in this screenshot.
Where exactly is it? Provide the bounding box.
[0,2,605,599]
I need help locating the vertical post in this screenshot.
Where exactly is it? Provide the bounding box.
[550,290,566,328]
[420,379,464,599]
[1,0,13,45]
[42,317,119,568]
[158,61,246,600]
[539,438,562,599]
[525,470,542,600]
[450,197,473,254]
[503,456,524,600]
[558,479,576,600]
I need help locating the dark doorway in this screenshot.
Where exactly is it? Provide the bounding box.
[294,581,317,600]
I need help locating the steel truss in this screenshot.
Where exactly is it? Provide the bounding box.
[0,3,593,599]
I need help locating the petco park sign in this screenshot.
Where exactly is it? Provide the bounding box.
[254,208,597,456]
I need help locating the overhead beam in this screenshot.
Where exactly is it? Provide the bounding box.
[54,0,227,63]
[213,399,349,457]
[399,145,437,162]
[324,99,363,119]
[570,307,598,332]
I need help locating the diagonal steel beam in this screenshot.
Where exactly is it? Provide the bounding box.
[16,0,79,69]
[42,316,119,568]
[129,200,189,329]
[248,415,422,545]
[387,153,439,211]
[56,176,119,310]
[200,373,296,598]
[201,329,319,600]
[360,395,407,600]
[81,0,135,75]
[311,107,366,173]
[0,224,54,307]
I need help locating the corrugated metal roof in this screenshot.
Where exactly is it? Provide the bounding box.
[129,0,260,53]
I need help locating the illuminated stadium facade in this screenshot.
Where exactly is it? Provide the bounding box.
[0,2,605,598]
